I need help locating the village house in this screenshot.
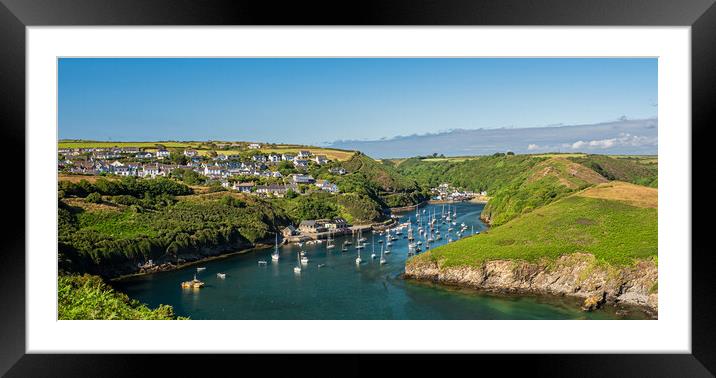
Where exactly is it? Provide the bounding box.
[120,147,140,153]
[156,149,171,159]
[314,155,328,165]
[291,174,315,184]
[252,154,267,163]
[298,220,327,234]
[255,184,296,197]
[111,164,137,177]
[268,154,281,163]
[140,163,161,178]
[293,159,309,168]
[204,165,226,177]
[323,217,349,230]
[297,150,312,159]
[136,152,154,159]
[315,179,339,193]
[329,167,347,175]
[248,143,261,149]
[183,149,198,157]
[231,182,255,193]
[281,153,295,161]
[282,225,298,238]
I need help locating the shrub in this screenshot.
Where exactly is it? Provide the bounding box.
[85,192,102,203]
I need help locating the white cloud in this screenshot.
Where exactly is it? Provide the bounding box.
[527,143,540,150]
[569,133,656,150]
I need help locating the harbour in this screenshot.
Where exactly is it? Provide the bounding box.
[113,202,649,320]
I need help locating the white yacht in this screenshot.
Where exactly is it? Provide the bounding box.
[271,234,280,261]
[293,252,302,274]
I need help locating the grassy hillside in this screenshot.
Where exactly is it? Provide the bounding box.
[482,157,607,225]
[396,154,545,193]
[568,155,658,187]
[336,152,428,208]
[409,182,657,268]
[396,154,652,226]
[340,152,420,192]
[59,274,184,319]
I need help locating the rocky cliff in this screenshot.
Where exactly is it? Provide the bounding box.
[404,253,657,316]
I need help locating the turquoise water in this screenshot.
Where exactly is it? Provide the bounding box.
[114,202,649,320]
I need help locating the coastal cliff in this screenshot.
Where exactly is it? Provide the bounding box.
[405,252,658,316]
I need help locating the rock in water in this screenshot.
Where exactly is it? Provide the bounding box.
[581,293,605,312]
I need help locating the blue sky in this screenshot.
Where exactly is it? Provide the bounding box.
[58,58,657,144]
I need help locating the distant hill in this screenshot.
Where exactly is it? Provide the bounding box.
[327,118,658,158]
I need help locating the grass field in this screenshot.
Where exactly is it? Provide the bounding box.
[215,147,356,161]
[58,140,356,161]
[58,141,200,149]
[411,182,657,268]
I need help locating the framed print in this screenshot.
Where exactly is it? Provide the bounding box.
[2,0,715,375]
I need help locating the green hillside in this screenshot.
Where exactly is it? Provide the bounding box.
[568,154,658,187]
[396,154,544,193]
[481,157,607,225]
[336,152,427,208]
[396,154,651,226]
[409,182,658,269]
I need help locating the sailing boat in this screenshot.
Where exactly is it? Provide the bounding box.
[371,236,377,259]
[271,233,280,261]
[326,230,335,249]
[293,251,302,274]
[355,229,365,249]
[355,242,362,265]
[379,244,386,265]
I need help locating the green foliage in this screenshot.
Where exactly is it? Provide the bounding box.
[340,152,421,192]
[85,192,102,203]
[411,195,657,268]
[60,177,192,198]
[59,194,292,275]
[58,274,185,319]
[289,193,339,220]
[285,189,299,199]
[171,168,205,185]
[397,154,544,193]
[333,153,427,208]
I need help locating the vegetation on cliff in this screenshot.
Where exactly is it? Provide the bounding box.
[58,274,185,319]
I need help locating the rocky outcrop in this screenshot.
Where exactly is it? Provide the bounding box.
[404,253,658,316]
[95,240,257,279]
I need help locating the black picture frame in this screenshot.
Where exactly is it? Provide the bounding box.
[1,0,713,375]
